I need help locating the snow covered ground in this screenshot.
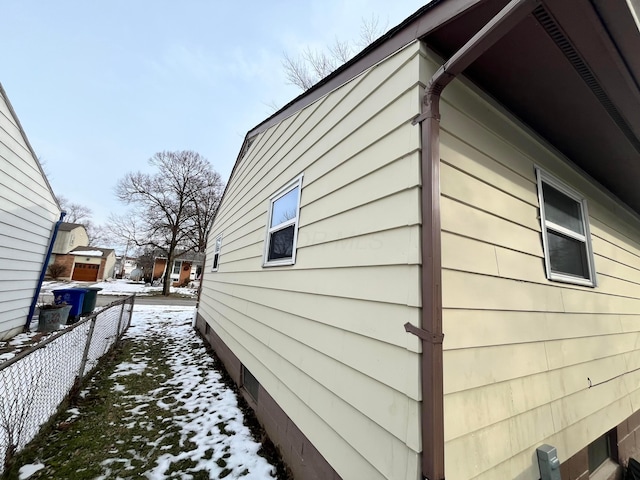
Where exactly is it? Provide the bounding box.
[40,279,198,297]
[16,305,278,480]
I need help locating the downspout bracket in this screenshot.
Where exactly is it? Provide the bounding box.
[404,322,444,344]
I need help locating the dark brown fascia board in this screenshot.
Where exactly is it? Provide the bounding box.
[246,0,485,138]
[0,82,61,211]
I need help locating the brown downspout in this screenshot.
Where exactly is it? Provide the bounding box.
[404,0,541,479]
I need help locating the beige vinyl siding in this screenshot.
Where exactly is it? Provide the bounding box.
[52,227,89,254]
[0,88,59,340]
[423,44,640,480]
[200,42,423,480]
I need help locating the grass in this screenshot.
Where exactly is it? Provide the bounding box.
[2,327,287,480]
[2,337,182,479]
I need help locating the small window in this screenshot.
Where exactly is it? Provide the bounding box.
[588,430,616,473]
[241,365,259,402]
[536,168,596,286]
[172,261,181,274]
[264,174,303,266]
[212,234,222,272]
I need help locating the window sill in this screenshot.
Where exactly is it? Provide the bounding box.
[263,260,295,268]
[548,273,596,288]
[590,459,621,480]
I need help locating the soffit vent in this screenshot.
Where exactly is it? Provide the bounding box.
[533,5,640,153]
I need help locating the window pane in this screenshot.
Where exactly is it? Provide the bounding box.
[543,183,584,234]
[268,225,294,260]
[588,434,610,472]
[215,236,222,252]
[548,230,589,278]
[271,187,299,227]
[213,253,219,270]
[173,261,181,274]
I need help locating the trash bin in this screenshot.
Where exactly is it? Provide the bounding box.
[81,287,103,315]
[52,288,88,323]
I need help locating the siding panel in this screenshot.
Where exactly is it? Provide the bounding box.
[427,44,640,480]
[0,87,59,339]
[199,43,423,480]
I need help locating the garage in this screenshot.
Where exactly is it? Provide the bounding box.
[72,263,99,282]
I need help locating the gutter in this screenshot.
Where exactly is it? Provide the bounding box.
[26,211,67,330]
[405,0,540,478]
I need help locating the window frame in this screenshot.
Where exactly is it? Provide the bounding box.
[263,173,304,267]
[172,260,181,275]
[211,234,222,272]
[536,167,596,287]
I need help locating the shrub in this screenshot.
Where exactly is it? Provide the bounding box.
[47,263,68,279]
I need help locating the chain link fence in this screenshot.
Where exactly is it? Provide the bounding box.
[0,295,135,472]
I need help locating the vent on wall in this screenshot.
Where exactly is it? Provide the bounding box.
[533,5,640,153]
[242,365,260,402]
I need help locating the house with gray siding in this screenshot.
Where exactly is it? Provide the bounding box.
[0,83,60,340]
[197,1,640,479]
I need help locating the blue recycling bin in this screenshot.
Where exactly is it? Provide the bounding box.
[52,288,88,322]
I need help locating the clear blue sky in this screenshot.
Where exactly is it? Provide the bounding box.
[2,1,426,225]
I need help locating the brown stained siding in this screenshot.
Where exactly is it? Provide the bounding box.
[51,254,75,279]
[153,259,166,280]
[195,313,342,480]
[97,259,106,281]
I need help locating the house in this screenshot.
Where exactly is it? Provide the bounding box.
[114,256,138,279]
[152,251,204,286]
[67,246,116,282]
[51,222,89,256]
[197,1,640,480]
[0,83,61,340]
[47,223,116,281]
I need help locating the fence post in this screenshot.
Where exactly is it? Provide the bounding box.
[116,301,126,337]
[75,316,97,388]
[116,295,135,337]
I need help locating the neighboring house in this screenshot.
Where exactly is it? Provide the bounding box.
[153,251,204,286]
[67,246,116,282]
[0,83,61,340]
[51,222,89,256]
[197,2,640,480]
[114,256,138,279]
[48,223,116,281]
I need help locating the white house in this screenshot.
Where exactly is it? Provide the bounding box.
[197,1,640,479]
[0,83,60,340]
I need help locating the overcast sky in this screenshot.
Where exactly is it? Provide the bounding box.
[2,1,426,226]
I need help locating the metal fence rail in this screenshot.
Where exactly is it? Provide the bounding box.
[0,295,135,472]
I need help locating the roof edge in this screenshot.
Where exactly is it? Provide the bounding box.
[248,0,484,138]
[0,82,61,211]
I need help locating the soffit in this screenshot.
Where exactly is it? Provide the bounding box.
[425,0,640,214]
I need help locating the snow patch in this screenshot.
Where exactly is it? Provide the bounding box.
[18,462,45,479]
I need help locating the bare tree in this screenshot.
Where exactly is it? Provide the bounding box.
[283,15,388,91]
[113,150,224,296]
[56,195,93,224]
[84,221,110,246]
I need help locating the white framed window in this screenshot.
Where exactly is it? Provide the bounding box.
[536,167,596,286]
[172,260,181,275]
[263,174,303,267]
[212,234,222,272]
